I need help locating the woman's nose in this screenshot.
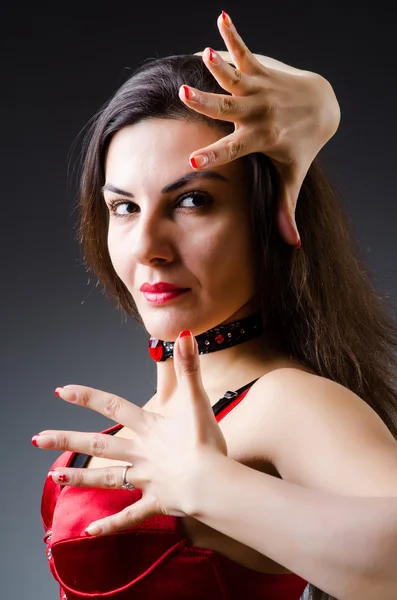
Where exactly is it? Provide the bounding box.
[131,210,175,266]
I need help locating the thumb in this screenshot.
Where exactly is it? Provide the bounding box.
[174,330,228,455]
[174,330,213,417]
[276,183,301,248]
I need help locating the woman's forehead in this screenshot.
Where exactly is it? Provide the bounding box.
[107,118,223,158]
[104,119,245,193]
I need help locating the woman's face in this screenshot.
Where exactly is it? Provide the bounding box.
[103,118,257,341]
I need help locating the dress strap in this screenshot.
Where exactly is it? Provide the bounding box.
[213,377,259,420]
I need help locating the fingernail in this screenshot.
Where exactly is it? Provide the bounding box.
[208,48,220,64]
[32,434,56,448]
[294,238,301,249]
[221,10,231,25]
[182,85,197,100]
[179,330,194,358]
[47,471,69,483]
[56,387,77,402]
[190,155,208,169]
[84,524,102,536]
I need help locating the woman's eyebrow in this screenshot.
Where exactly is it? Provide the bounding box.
[161,171,229,194]
[101,171,229,198]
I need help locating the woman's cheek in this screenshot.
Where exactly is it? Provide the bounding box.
[107,235,133,288]
[193,234,231,291]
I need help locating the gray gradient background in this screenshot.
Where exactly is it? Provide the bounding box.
[1,1,396,598]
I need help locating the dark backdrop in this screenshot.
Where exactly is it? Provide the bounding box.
[1,1,396,598]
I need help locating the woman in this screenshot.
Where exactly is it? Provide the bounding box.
[34,11,397,600]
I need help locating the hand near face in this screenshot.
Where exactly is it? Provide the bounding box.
[33,331,227,536]
[183,11,341,247]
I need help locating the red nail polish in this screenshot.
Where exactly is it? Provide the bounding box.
[47,471,69,483]
[84,529,93,536]
[294,239,301,249]
[180,330,192,338]
[182,85,190,99]
[222,10,228,21]
[190,157,198,169]
[31,435,40,447]
[209,48,215,62]
[54,387,63,397]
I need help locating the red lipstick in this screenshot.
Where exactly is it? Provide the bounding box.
[140,282,187,293]
[140,282,190,305]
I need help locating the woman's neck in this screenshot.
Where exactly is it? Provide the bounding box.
[154,335,288,407]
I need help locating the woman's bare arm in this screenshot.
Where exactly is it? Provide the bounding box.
[186,451,397,600]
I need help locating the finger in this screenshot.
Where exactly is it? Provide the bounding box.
[188,131,249,170]
[32,429,134,461]
[47,464,140,490]
[173,330,213,420]
[53,384,150,433]
[194,50,234,64]
[200,47,254,97]
[179,84,247,123]
[276,185,301,247]
[83,498,158,537]
[217,11,264,76]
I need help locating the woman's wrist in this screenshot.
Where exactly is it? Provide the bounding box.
[181,449,232,519]
[311,73,341,142]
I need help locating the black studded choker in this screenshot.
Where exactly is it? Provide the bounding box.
[148,314,263,362]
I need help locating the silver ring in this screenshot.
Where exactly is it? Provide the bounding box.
[121,465,135,491]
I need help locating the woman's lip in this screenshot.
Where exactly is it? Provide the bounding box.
[140,282,188,293]
[142,289,190,304]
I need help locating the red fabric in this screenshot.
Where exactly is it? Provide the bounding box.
[41,387,308,599]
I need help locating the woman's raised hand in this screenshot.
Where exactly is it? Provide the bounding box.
[33,331,227,536]
[182,11,341,247]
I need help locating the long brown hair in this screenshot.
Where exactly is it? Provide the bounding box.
[76,54,397,600]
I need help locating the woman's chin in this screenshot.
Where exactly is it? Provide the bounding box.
[141,316,199,343]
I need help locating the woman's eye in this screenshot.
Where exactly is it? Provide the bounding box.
[108,192,211,218]
[178,192,211,209]
[108,201,137,217]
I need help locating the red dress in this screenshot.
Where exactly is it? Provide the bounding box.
[41,379,308,599]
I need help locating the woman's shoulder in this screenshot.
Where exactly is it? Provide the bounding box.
[250,360,356,406]
[245,358,316,403]
[222,357,316,425]
[219,360,315,463]
[245,360,397,497]
[227,362,333,467]
[245,361,349,427]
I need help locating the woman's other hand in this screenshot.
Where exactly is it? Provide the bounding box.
[33,331,227,536]
[182,11,340,247]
